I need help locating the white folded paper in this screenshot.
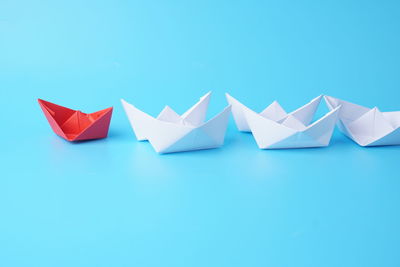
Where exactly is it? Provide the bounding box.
[324,95,400,146]
[226,94,341,149]
[121,92,231,153]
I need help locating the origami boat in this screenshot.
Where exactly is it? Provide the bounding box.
[226,94,341,149]
[38,99,113,141]
[324,95,400,146]
[121,92,231,153]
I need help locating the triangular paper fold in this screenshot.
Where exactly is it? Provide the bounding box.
[324,95,400,146]
[38,99,113,141]
[121,92,231,153]
[227,94,340,149]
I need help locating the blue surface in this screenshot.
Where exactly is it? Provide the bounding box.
[1,1,400,266]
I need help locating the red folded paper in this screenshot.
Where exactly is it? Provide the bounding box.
[38,99,113,141]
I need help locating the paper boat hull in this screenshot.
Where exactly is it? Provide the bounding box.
[121,97,231,154]
[229,94,339,149]
[324,95,400,147]
[38,99,113,142]
[158,106,231,153]
[244,107,339,149]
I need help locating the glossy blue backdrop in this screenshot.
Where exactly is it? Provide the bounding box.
[1,1,400,266]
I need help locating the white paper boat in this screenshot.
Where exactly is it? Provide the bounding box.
[121,92,231,153]
[226,94,341,149]
[324,95,400,146]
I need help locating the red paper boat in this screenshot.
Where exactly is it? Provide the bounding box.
[38,99,113,141]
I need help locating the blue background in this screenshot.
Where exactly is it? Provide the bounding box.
[1,1,400,266]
